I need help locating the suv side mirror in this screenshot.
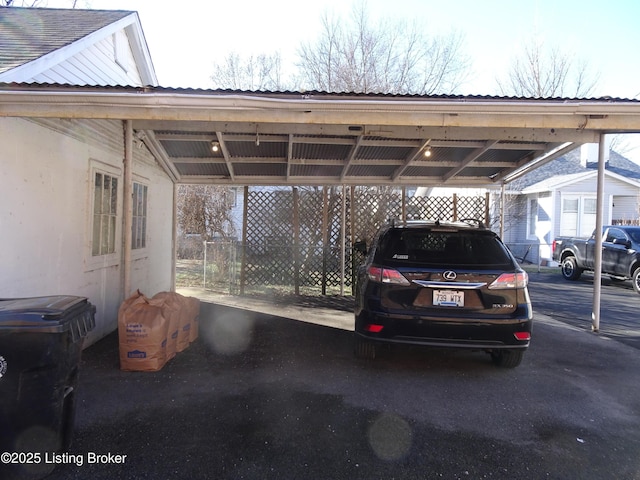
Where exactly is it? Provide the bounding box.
[353,240,368,255]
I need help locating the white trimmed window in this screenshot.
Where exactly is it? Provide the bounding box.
[132,182,148,249]
[92,172,118,256]
[560,195,597,237]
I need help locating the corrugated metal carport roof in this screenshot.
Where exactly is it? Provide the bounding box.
[2,84,640,186]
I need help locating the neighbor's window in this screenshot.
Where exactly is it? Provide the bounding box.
[560,198,579,237]
[132,182,148,249]
[582,198,597,237]
[92,172,118,256]
[560,195,597,237]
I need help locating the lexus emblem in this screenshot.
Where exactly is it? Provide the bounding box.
[443,271,457,280]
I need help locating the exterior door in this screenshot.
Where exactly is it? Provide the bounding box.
[602,227,630,276]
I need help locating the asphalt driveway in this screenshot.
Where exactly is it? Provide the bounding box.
[527,269,640,349]
[29,281,640,480]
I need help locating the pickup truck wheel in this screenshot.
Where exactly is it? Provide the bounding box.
[633,268,640,294]
[561,256,582,281]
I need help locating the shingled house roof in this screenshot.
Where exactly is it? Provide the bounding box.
[0,7,133,74]
[512,148,640,191]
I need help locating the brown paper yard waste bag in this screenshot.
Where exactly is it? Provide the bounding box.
[186,296,200,343]
[118,294,168,372]
[118,289,145,319]
[152,291,182,358]
[153,291,191,353]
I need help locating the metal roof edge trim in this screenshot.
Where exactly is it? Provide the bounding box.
[2,85,640,114]
[1,82,639,102]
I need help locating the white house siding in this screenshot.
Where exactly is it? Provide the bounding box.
[612,196,639,223]
[0,117,174,346]
[230,187,245,240]
[535,193,554,261]
[29,31,143,86]
[498,195,526,243]
[129,143,175,301]
[550,175,640,243]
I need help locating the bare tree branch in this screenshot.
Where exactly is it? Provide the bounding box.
[610,134,640,159]
[177,185,236,241]
[1,0,43,5]
[2,0,83,7]
[296,1,470,94]
[210,52,288,91]
[497,38,599,98]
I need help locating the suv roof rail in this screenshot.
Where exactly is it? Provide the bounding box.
[386,218,486,229]
[459,218,486,229]
[388,217,438,227]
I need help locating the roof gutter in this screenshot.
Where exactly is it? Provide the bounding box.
[501,142,580,184]
[2,88,640,131]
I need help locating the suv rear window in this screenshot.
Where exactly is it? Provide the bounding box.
[376,229,514,267]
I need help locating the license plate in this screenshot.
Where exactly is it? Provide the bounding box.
[433,290,464,307]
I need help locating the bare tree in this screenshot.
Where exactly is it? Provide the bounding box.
[1,0,41,5]
[609,134,640,160]
[497,38,599,98]
[177,185,236,241]
[2,0,81,5]
[296,2,470,94]
[210,52,288,91]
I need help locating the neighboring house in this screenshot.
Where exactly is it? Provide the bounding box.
[0,7,172,345]
[501,143,640,264]
[414,142,640,265]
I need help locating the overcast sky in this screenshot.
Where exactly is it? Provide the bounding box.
[43,0,640,159]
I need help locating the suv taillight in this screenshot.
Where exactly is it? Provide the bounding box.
[367,266,411,285]
[488,272,528,289]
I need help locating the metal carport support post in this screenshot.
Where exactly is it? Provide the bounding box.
[591,133,607,333]
[123,120,133,300]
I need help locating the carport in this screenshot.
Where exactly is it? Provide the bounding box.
[2,85,640,330]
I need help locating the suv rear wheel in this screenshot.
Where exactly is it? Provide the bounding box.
[491,349,524,368]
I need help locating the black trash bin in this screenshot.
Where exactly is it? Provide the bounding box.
[0,296,95,479]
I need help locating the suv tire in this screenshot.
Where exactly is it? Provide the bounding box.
[491,349,524,368]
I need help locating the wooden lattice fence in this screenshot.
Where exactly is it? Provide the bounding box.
[239,186,489,296]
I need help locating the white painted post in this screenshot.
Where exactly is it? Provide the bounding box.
[123,120,133,299]
[500,182,506,239]
[203,240,207,289]
[592,134,607,332]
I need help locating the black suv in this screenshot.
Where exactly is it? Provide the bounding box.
[354,220,533,368]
